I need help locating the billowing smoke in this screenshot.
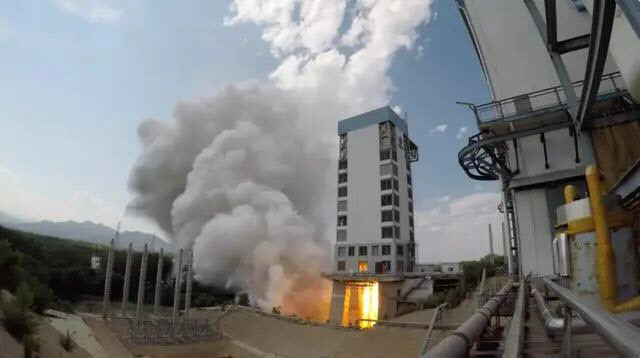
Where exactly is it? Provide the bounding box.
[127,0,432,318]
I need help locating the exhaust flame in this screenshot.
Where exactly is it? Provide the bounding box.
[341,282,379,329]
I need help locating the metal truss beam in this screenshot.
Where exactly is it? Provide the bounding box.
[575,0,616,130]
[556,34,590,53]
[524,0,580,118]
[615,0,640,39]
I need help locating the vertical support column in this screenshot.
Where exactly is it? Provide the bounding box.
[102,238,115,319]
[135,243,149,324]
[172,249,184,337]
[184,249,194,319]
[488,223,495,264]
[499,177,514,276]
[154,248,164,316]
[121,242,133,316]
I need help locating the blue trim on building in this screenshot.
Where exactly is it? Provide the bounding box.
[338,106,408,135]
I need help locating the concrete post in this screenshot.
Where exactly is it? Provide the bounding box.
[102,238,115,319]
[488,223,495,264]
[502,222,509,266]
[135,243,149,324]
[184,249,193,319]
[153,248,164,316]
[121,242,133,317]
[172,249,184,336]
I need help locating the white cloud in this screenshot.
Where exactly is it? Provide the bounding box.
[429,124,447,134]
[391,105,403,116]
[228,0,434,115]
[415,44,424,59]
[456,126,468,139]
[414,192,504,262]
[53,0,123,24]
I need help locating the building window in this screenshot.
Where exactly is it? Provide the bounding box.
[394,193,399,206]
[408,187,413,198]
[394,210,400,223]
[338,200,347,212]
[358,261,368,272]
[410,231,415,242]
[337,247,346,257]
[337,261,346,271]
[568,0,586,11]
[381,226,393,238]
[339,160,348,170]
[359,246,368,256]
[337,230,347,242]
[381,210,393,222]
[348,246,355,256]
[448,267,454,272]
[372,245,379,256]
[406,160,411,171]
[397,261,404,273]
[381,179,392,191]
[381,194,392,206]
[397,245,404,256]
[393,163,398,176]
[394,226,400,239]
[392,149,397,161]
[409,216,414,228]
[380,163,393,176]
[338,215,347,226]
[408,200,413,212]
[381,245,391,255]
[380,149,391,161]
[407,174,412,185]
[408,245,415,257]
[338,173,348,183]
[393,178,399,190]
[338,187,347,197]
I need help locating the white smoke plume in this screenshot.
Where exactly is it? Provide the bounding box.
[127,0,432,318]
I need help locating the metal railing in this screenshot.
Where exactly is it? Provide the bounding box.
[466,72,624,125]
[503,280,528,357]
[543,277,640,357]
[419,302,448,354]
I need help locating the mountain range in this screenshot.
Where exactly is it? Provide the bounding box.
[0,211,175,252]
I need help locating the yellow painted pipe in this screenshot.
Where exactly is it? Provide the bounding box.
[564,185,579,204]
[586,164,640,312]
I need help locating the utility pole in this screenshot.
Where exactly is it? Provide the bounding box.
[488,223,495,265]
[154,248,164,316]
[172,249,184,337]
[184,249,193,319]
[102,238,115,319]
[135,243,149,324]
[121,242,133,316]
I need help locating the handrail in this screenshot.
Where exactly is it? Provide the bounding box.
[543,277,640,358]
[419,302,448,354]
[466,72,624,123]
[424,279,513,357]
[503,280,527,357]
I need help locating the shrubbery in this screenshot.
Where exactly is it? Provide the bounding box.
[60,330,75,352]
[0,283,39,341]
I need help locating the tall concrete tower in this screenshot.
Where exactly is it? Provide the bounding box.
[327,106,419,326]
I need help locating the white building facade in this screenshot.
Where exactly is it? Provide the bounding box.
[334,106,418,276]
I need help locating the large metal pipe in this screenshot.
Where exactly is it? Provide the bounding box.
[586,164,640,312]
[102,238,115,319]
[135,243,149,324]
[532,288,590,334]
[425,279,513,357]
[153,248,164,316]
[543,277,640,357]
[121,242,133,316]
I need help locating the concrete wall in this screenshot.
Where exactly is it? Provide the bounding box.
[344,124,380,245]
[513,188,555,276]
[506,127,595,180]
[378,281,401,320]
[462,0,619,101]
[328,281,346,324]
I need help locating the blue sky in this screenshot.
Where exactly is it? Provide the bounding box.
[0,0,502,260]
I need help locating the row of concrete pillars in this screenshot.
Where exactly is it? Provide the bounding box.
[101,238,194,325]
